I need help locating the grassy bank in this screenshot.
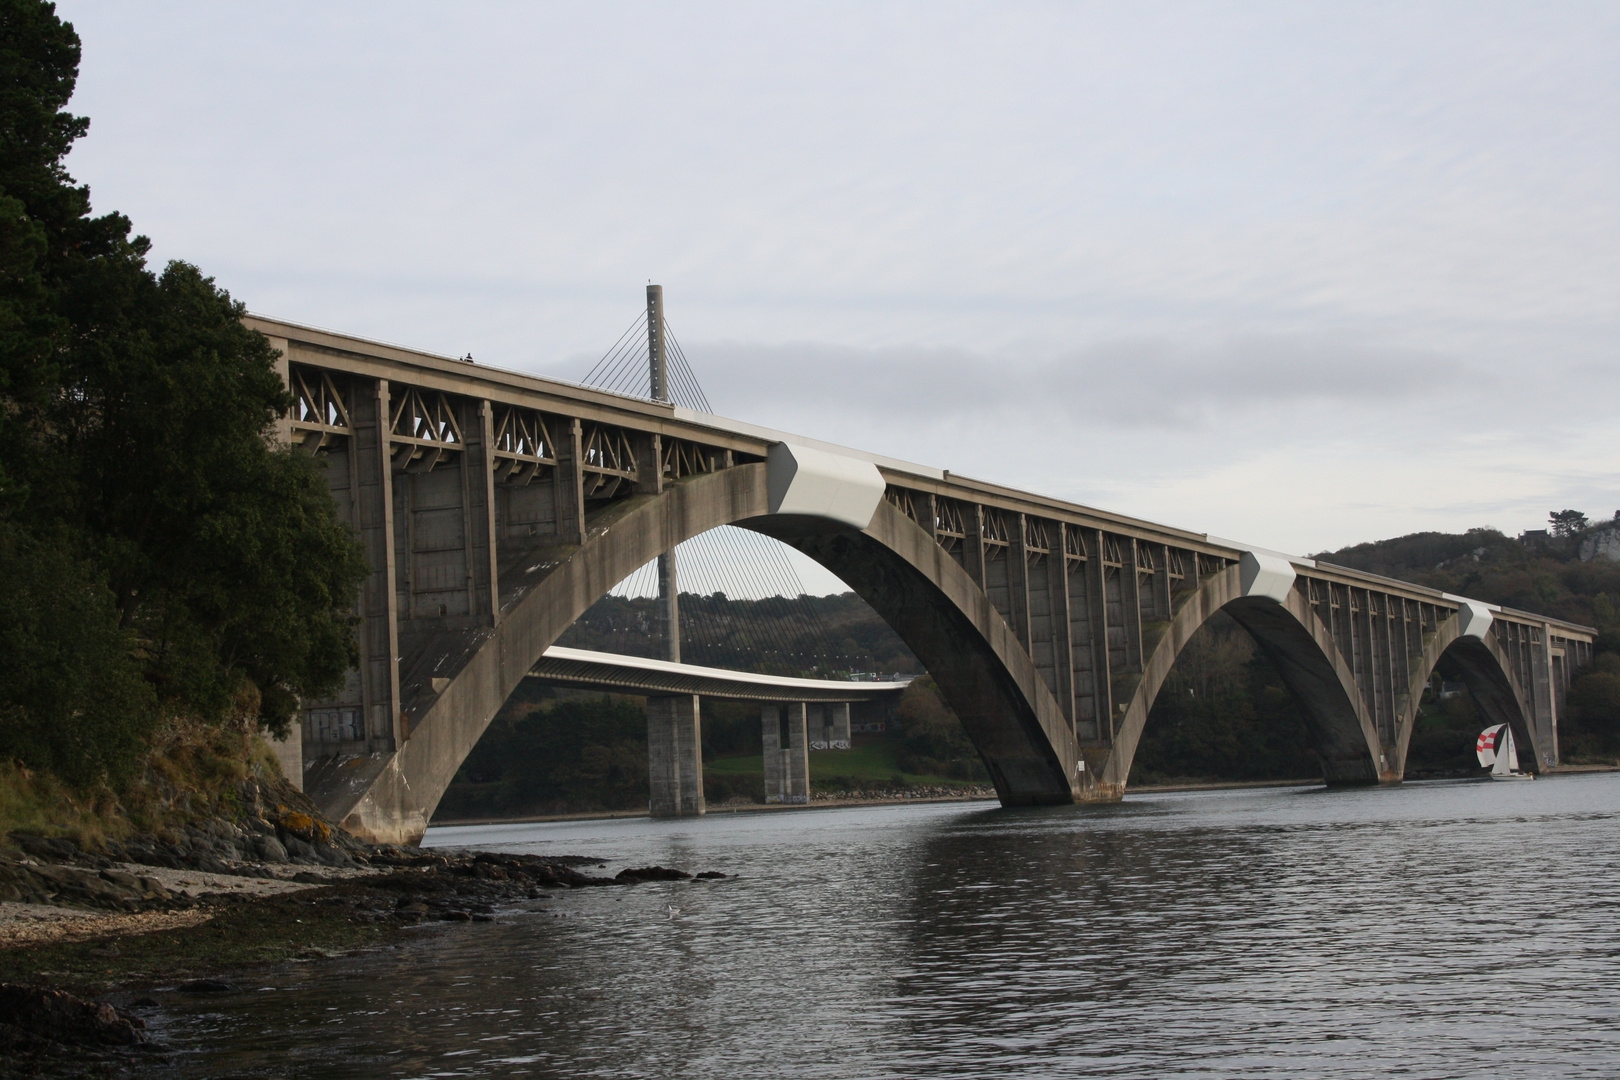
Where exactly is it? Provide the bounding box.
[705,738,983,791]
[0,718,290,852]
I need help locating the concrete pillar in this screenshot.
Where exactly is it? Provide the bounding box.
[355,380,402,750]
[761,704,784,803]
[830,702,851,749]
[658,552,680,663]
[648,695,705,817]
[785,702,809,804]
[647,284,667,402]
[807,703,826,748]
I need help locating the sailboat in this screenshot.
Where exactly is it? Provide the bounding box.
[1476,723,1534,780]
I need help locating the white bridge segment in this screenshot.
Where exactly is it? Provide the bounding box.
[1446,597,1497,640]
[766,442,887,530]
[1238,550,1298,603]
[533,645,910,702]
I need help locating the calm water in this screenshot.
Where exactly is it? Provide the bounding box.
[143,775,1620,1078]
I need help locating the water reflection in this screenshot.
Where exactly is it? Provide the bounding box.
[146,777,1620,1078]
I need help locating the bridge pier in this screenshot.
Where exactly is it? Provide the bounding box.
[762,703,811,804]
[647,694,705,817]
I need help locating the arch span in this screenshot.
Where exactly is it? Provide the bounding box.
[1392,615,1540,775]
[264,317,1595,848]
[315,464,1078,844]
[305,463,1574,846]
[1101,566,1385,794]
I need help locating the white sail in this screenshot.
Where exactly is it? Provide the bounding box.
[1491,728,1513,776]
[1480,724,1532,779]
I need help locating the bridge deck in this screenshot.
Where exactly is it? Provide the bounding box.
[531,646,909,702]
[252,311,1597,844]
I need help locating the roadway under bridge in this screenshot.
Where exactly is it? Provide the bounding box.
[527,646,908,812]
[250,313,1598,846]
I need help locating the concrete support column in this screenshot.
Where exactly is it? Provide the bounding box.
[658,552,680,663]
[647,694,705,817]
[784,702,810,804]
[761,704,784,803]
[830,702,851,749]
[356,379,401,751]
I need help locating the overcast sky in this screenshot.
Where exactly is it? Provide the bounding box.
[57,2,1620,592]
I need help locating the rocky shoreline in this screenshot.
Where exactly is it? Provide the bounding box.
[0,784,728,1078]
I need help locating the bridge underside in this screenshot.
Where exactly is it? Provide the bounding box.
[264,321,1593,845]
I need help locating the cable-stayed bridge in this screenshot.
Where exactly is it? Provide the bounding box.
[257,291,1596,845]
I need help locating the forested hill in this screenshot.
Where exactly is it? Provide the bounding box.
[1313,519,1620,640]
[554,591,922,677]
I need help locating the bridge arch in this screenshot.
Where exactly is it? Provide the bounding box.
[321,463,1077,844]
[262,317,1594,848]
[1101,564,1384,794]
[1392,614,1539,775]
[311,458,1569,846]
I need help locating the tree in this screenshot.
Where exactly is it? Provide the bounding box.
[0,0,366,779]
[895,677,987,780]
[1550,510,1590,537]
[0,523,156,784]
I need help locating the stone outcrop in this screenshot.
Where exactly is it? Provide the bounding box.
[1578,526,1620,562]
[0,982,147,1048]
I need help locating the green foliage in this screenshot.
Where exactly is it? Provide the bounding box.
[704,739,980,791]
[556,591,921,676]
[0,523,155,784]
[443,696,650,817]
[895,676,988,781]
[1550,510,1590,537]
[1566,653,1620,760]
[0,1,365,780]
[1404,692,1484,777]
[1130,613,1319,785]
[700,698,762,759]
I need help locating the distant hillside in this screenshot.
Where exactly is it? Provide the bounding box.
[1313,521,1620,637]
[1313,515,1620,766]
[554,591,921,677]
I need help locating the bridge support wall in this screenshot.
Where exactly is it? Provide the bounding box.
[762,705,784,803]
[761,702,810,804]
[785,702,810,804]
[647,694,705,817]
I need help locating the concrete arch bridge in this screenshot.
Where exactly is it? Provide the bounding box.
[249,316,1596,846]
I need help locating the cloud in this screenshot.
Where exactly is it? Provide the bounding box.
[675,332,1466,434]
[52,1,1620,564]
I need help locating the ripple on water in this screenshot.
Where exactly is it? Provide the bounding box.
[148,774,1620,1078]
